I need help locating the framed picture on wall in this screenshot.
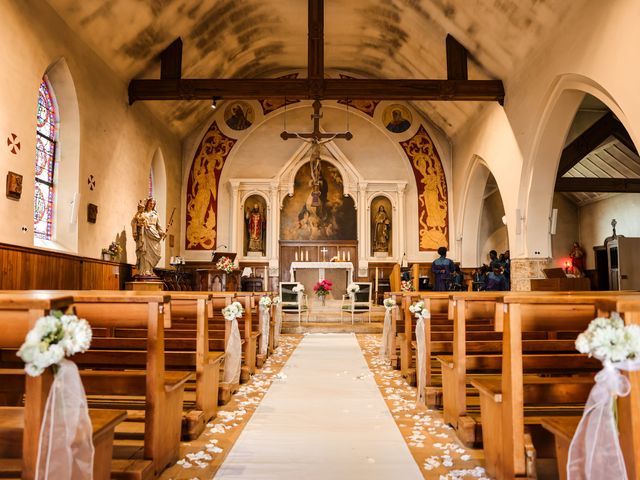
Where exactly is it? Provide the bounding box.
[6,171,23,200]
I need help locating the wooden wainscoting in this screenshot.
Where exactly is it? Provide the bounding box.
[0,242,131,290]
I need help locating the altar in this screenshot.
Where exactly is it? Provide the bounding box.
[290,261,354,299]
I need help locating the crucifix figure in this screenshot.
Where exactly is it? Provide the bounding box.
[320,246,329,262]
[281,100,352,207]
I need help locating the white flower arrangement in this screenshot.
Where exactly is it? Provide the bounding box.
[259,296,272,309]
[222,301,244,321]
[271,296,281,305]
[409,300,429,319]
[346,283,360,295]
[383,298,396,310]
[17,311,92,377]
[575,313,640,363]
[292,284,304,293]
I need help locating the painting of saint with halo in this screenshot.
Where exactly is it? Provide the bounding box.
[281,161,356,241]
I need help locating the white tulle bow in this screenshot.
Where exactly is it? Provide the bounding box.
[36,359,94,480]
[415,312,429,407]
[379,306,394,362]
[223,317,242,384]
[273,304,283,349]
[260,306,270,356]
[567,359,640,479]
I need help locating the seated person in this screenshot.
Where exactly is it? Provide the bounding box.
[449,266,464,291]
[472,265,488,291]
[485,266,508,291]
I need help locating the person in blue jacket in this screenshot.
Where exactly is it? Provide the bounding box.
[432,246,455,291]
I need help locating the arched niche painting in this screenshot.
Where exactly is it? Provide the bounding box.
[371,196,392,256]
[281,160,356,241]
[244,194,267,256]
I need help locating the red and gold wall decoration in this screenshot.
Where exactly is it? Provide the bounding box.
[185,122,236,250]
[400,125,449,251]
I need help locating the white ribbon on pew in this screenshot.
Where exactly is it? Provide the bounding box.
[567,359,640,480]
[273,304,283,349]
[415,311,429,407]
[379,306,394,362]
[36,359,94,480]
[223,317,242,384]
[260,306,270,356]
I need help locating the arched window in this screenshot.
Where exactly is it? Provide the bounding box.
[148,169,154,199]
[34,76,58,240]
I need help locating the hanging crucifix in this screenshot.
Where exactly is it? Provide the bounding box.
[281,99,352,206]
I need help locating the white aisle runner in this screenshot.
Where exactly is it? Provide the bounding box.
[215,333,422,479]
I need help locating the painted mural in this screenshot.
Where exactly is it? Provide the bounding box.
[337,74,380,117]
[400,125,449,251]
[224,101,254,130]
[185,121,236,250]
[281,160,356,241]
[384,104,412,133]
[259,73,300,114]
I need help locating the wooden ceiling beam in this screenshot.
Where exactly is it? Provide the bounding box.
[555,177,640,193]
[128,78,504,103]
[160,38,182,80]
[446,34,468,81]
[308,0,324,84]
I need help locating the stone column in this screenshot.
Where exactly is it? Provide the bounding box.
[510,257,551,291]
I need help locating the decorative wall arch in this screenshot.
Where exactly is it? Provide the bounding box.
[459,156,492,266]
[522,74,637,257]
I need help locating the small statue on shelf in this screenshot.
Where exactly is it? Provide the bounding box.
[570,242,586,277]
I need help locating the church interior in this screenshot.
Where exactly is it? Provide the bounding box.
[2,0,640,479]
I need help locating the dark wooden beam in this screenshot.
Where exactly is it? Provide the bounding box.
[612,125,639,156]
[160,38,183,80]
[128,78,505,103]
[446,34,468,81]
[308,0,324,86]
[555,177,640,193]
[558,112,629,176]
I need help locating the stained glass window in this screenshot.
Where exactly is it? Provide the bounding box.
[34,77,57,240]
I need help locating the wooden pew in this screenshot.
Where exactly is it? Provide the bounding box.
[471,294,615,480]
[0,293,130,480]
[541,296,640,480]
[59,291,189,477]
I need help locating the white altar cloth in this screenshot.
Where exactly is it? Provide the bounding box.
[290,261,354,285]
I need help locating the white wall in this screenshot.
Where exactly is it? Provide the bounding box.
[0,0,182,265]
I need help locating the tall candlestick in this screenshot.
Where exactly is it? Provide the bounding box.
[306,250,309,261]
[295,251,298,261]
[348,251,351,262]
[342,251,346,261]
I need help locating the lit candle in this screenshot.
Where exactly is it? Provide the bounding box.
[306,250,309,261]
[342,251,346,261]
[348,251,351,262]
[295,251,298,261]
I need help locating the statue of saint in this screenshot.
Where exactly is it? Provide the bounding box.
[570,242,586,276]
[246,203,265,253]
[373,205,391,252]
[133,197,166,277]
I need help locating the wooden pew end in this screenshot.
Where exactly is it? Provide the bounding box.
[182,409,206,441]
[424,386,442,409]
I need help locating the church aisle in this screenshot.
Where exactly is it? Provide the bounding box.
[215,333,424,479]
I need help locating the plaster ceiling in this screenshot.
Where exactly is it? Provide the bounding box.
[45,0,583,139]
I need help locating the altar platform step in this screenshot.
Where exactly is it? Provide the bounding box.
[281,321,382,334]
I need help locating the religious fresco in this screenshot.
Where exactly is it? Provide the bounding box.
[371,196,392,256]
[281,161,356,241]
[400,125,449,251]
[259,73,300,114]
[337,74,380,117]
[224,101,254,130]
[185,121,236,250]
[383,104,412,133]
[244,194,267,255]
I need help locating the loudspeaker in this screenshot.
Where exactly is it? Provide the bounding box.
[550,208,558,235]
[70,192,80,224]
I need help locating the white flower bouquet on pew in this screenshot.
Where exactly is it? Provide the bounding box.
[409,300,428,319]
[383,298,396,310]
[272,296,281,305]
[259,296,272,309]
[17,310,94,479]
[17,311,92,377]
[568,313,640,480]
[346,283,360,297]
[222,301,244,321]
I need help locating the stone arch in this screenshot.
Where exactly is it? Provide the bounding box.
[151,147,168,265]
[521,74,637,258]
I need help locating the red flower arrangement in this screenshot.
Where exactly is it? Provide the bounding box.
[313,279,333,297]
